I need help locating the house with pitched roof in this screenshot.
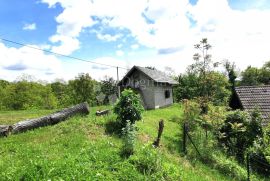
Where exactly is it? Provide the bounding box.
[230,85,270,125]
[118,66,178,109]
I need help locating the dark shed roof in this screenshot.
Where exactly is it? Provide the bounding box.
[119,66,178,85]
[235,85,270,123]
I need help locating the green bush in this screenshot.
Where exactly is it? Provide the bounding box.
[182,99,201,131]
[113,89,144,127]
[218,109,263,161]
[121,121,137,157]
[211,153,246,180]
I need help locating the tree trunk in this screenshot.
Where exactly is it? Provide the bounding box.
[12,102,90,134]
[0,125,13,137]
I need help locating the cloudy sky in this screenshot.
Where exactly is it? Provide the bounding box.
[0,0,270,82]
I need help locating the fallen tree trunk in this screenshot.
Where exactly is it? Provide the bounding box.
[12,102,90,134]
[0,125,13,137]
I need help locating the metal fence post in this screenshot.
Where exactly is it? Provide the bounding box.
[183,122,187,154]
[247,152,250,181]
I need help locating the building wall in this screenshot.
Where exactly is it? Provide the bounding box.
[137,71,155,109]
[154,85,173,108]
[120,69,173,109]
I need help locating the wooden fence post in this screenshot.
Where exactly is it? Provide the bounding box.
[153,119,164,147]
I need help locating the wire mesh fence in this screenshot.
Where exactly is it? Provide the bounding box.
[182,121,270,180]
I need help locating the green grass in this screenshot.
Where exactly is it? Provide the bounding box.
[0,104,253,180]
[0,110,55,125]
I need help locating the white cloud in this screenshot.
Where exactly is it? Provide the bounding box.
[6,0,268,82]
[23,23,36,30]
[116,50,124,57]
[0,42,63,81]
[189,0,270,69]
[42,0,95,54]
[117,44,123,48]
[61,57,129,81]
[50,35,80,55]
[131,44,139,50]
[96,32,122,42]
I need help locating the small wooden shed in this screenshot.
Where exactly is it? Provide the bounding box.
[230,85,270,125]
[118,66,178,109]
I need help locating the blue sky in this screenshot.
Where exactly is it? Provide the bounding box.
[0,0,270,81]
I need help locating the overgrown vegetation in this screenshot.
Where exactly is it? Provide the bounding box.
[182,99,269,180]
[218,110,263,161]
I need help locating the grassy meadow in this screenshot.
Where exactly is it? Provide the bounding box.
[0,104,249,180]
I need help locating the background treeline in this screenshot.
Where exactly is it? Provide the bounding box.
[174,60,270,105]
[1,59,270,111]
[0,74,117,110]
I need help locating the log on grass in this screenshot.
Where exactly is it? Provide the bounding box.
[0,125,13,137]
[50,102,90,124]
[12,102,90,134]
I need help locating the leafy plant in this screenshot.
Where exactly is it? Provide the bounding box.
[113,89,144,127]
[129,145,162,174]
[182,99,201,131]
[218,109,263,162]
[121,120,137,157]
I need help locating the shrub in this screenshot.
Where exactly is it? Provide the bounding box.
[121,121,137,157]
[218,109,263,161]
[248,122,270,177]
[211,153,246,180]
[182,99,201,131]
[113,89,144,127]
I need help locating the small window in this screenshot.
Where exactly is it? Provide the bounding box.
[165,90,170,98]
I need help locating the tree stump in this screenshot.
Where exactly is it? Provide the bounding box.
[0,125,13,137]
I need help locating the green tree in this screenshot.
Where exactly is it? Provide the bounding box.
[0,80,9,110]
[259,61,270,84]
[223,60,237,89]
[100,76,117,104]
[192,38,214,113]
[174,73,200,101]
[240,61,270,86]
[4,81,57,110]
[114,89,144,127]
[240,66,261,86]
[204,71,230,105]
[50,79,71,107]
[174,71,230,106]
[68,73,95,105]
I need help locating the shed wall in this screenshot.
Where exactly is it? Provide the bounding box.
[154,85,173,108]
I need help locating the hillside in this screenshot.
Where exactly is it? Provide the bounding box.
[0,104,241,180]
